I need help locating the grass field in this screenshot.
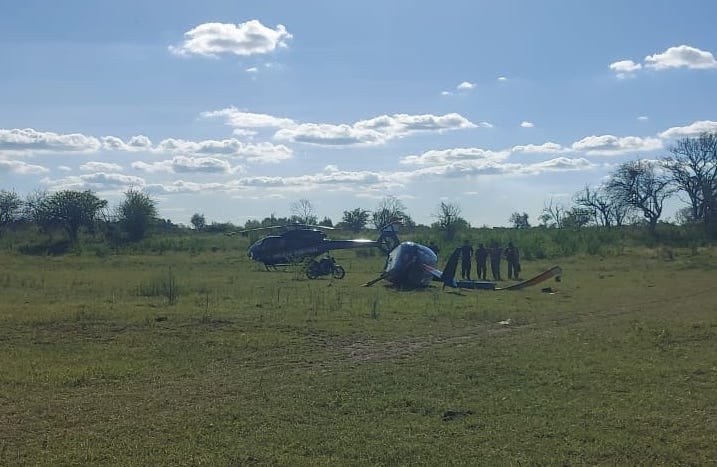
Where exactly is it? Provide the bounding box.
[1,242,716,466]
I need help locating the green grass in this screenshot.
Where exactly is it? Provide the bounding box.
[1,245,716,465]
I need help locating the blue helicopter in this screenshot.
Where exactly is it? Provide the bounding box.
[363,231,562,291]
[239,220,402,269]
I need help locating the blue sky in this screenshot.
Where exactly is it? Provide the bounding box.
[2,0,716,227]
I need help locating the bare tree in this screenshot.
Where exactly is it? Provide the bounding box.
[573,184,632,227]
[290,199,318,225]
[606,160,673,234]
[610,195,632,227]
[663,132,717,232]
[539,198,566,228]
[372,196,412,229]
[432,201,467,240]
[562,207,593,229]
[574,185,609,226]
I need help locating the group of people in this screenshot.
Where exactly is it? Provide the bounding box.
[459,240,521,282]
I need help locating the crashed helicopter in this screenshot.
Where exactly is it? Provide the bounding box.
[363,226,562,291]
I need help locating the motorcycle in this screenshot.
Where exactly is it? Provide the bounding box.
[305,256,346,280]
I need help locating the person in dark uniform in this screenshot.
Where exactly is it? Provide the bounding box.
[505,241,521,280]
[475,243,488,280]
[428,241,440,255]
[489,241,503,281]
[460,240,474,280]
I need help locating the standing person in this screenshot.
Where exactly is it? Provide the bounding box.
[505,241,521,280]
[460,240,474,280]
[475,243,488,280]
[489,241,503,281]
[428,241,440,256]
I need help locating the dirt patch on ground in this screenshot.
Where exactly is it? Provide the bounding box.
[338,323,521,363]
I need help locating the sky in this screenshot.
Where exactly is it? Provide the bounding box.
[1,0,716,227]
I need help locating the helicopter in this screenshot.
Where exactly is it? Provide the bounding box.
[363,239,562,291]
[239,220,402,269]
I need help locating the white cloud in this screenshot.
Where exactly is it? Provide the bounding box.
[610,45,716,77]
[101,135,153,152]
[0,128,290,163]
[659,120,717,139]
[169,156,239,174]
[0,128,101,155]
[147,180,229,195]
[80,162,124,172]
[520,121,535,128]
[232,128,258,138]
[518,157,596,175]
[511,142,565,154]
[275,123,386,146]
[200,107,296,129]
[571,135,663,155]
[404,155,596,179]
[275,113,477,146]
[240,142,293,163]
[203,109,477,147]
[645,45,717,70]
[0,159,49,175]
[153,137,292,162]
[637,116,649,121]
[357,113,476,134]
[609,59,642,79]
[457,81,475,90]
[169,20,292,57]
[43,172,147,192]
[497,76,508,82]
[400,148,509,166]
[128,135,153,150]
[81,172,146,187]
[132,156,241,174]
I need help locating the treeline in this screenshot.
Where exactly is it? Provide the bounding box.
[533,132,717,238]
[1,133,715,255]
[0,188,167,253]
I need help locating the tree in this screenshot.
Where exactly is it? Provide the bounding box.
[663,132,717,234]
[574,185,608,227]
[573,184,632,227]
[562,207,593,229]
[432,201,467,240]
[341,208,370,232]
[675,206,698,225]
[318,216,333,227]
[24,190,55,234]
[290,199,318,225]
[0,189,22,234]
[538,198,566,228]
[508,212,530,229]
[190,213,206,231]
[606,160,673,234]
[116,188,158,242]
[372,196,413,229]
[29,190,108,244]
